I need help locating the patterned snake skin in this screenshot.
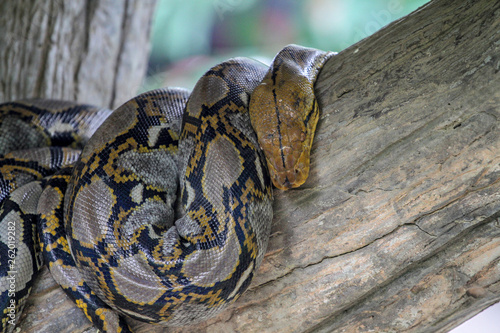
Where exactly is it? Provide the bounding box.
[0,45,332,332]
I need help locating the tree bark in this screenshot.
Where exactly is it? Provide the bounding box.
[5,0,500,332]
[0,0,156,108]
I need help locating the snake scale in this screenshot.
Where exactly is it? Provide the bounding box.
[0,44,332,332]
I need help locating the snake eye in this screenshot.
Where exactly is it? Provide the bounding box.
[300,131,306,142]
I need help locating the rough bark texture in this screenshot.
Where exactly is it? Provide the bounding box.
[6,0,500,332]
[0,0,156,108]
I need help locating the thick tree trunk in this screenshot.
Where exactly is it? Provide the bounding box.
[0,0,156,108]
[4,0,500,332]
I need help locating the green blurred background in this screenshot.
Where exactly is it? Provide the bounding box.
[143,0,430,91]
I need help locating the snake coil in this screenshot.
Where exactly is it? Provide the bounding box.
[0,45,332,332]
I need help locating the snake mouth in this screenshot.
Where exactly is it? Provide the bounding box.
[271,168,308,190]
[267,153,309,190]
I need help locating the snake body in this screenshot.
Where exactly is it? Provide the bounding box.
[0,45,332,332]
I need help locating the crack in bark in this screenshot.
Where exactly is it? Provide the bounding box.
[250,198,500,312]
[413,165,500,236]
[304,210,500,333]
[73,1,93,101]
[34,2,56,98]
[251,222,430,297]
[109,0,130,109]
[338,109,450,184]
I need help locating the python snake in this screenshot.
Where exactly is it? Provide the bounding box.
[0,45,332,332]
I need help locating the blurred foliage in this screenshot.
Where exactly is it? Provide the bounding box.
[143,0,430,91]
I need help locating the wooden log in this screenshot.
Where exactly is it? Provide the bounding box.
[6,0,500,331]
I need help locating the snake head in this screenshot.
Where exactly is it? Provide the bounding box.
[249,45,332,191]
[249,73,319,191]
